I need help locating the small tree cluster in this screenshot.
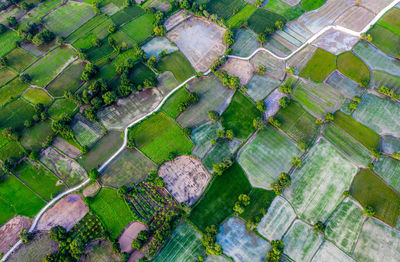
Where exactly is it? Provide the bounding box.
[266,240,285,262]
[314,221,325,233]
[256,100,266,112]
[364,205,375,217]
[215,70,240,89]
[233,194,250,215]
[208,110,220,121]
[132,230,149,250]
[378,85,400,100]
[278,97,290,108]
[213,158,233,175]
[89,169,100,181]
[349,96,361,110]
[253,117,265,129]
[201,225,222,256]
[279,82,293,94]
[271,172,291,195]
[257,65,266,75]
[223,30,234,46]
[19,228,34,243]
[291,157,302,167]
[324,113,334,123]
[268,116,280,128]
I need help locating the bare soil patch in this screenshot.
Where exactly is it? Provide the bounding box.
[312,29,359,55]
[0,216,31,254]
[82,182,101,197]
[167,16,226,72]
[360,0,393,14]
[282,0,301,6]
[335,6,375,31]
[158,155,211,206]
[52,137,81,158]
[287,44,317,73]
[82,239,120,262]
[128,250,145,262]
[164,10,193,31]
[118,222,147,253]
[264,88,287,119]
[249,51,286,80]
[36,194,88,231]
[221,58,254,85]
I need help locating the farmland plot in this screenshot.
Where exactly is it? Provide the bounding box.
[46,61,84,97]
[156,71,179,96]
[205,255,230,262]
[0,30,21,57]
[0,98,35,131]
[323,124,372,167]
[191,121,221,158]
[293,78,345,118]
[164,10,192,31]
[353,94,400,138]
[48,98,77,120]
[22,88,53,105]
[312,241,355,262]
[324,198,364,253]
[100,148,156,187]
[207,0,246,20]
[82,240,120,262]
[359,0,394,13]
[246,74,281,101]
[5,48,37,72]
[353,41,400,77]
[370,71,400,93]
[325,71,363,99]
[312,29,359,55]
[177,76,234,128]
[0,216,31,255]
[142,37,178,58]
[52,137,80,158]
[0,78,28,107]
[284,140,357,224]
[335,6,375,31]
[300,48,336,82]
[337,52,370,85]
[71,114,103,148]
[156,51,196,82]
[238,126,302,189]
[40,147,87,187]
[217,217,270,262]
[354,218,400,262]
[203,138,241,172]
[232,28,259,57]
[249,51,286,80]
[152,222,205,262]
[221,58,254,85]
[257,196,297,241]
[264,86,287,119]
[98,88,163,130]
[226,4,256,29]
[283,220,323,262]
[44,2,95,37]
[0,68,17,87]
[159,156,211,205]
[121,13,155,44]
[287,44,317,73]
[19,0,61,27]
[368,24,400,58]
[373,156,400,193]
[382,135,400,154]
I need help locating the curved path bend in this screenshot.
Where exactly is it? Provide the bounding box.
[2,0,400,260]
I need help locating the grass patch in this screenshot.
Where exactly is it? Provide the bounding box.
[47,61,84,97]
[350,168,400,227]
[239,188,275,222]
[0,30,20,56]
[0,174,45,225]
[264,0,305,21]
[128,112,194,164]
[21,120,54,152]
[247,8,286,34]
[129,63,157,86]
[5,48,37,72]
[226,4,256,29]
[337,52,370,85]
[156,51,196,82]
[162,86,192,119]
[0,98,35,130]
[0,78,29,107]
[87,187,134,239]
[203,139,241,172]
[22,88,53,105]
[0,135,25,161]
[188,163,252,231]
[207,0,246,20]
[221,91,261,140]
[300,0,326,11]
[48,98,77,120]
[121,13,155,44]
[110,5,145,26]
[333,111,381,152]
[300,48,336,82]
[66,14,110,43]
[0,67,17,87]
[369,24,400,58]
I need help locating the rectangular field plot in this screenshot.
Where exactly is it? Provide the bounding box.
[0,68,17,87]
[156,51,196,83]
[16,160,67,201]
[46,61,84,97]
[121,13,155,44]
[191,121,221,158]
[142,36,178,59]
[231,28,259,57]
[21,120,54,152]
[312,241,355,262]
[325,71,363,99]
[0,135,25,161]
[293,78,345,118]
[352,94,400,138]
[79,131,123,171]
[101,148,156,188]
[48,98,77,121]
[373,156,400,193]
[350,169,400,227]
[207,0,246,20]
[0,175,45,225]
[128,112,194,164]
[189,163,252,232]
[0,98,35,131]
[249,51,285,80]
[71,114,103,148]
[203,138,241,173]
[284,140,357,224]
[217,217,270,262]
[44,2,95,37]
[353,41,400,77]
[300,48,336,83]
[370,71,400,93]
[382,135,400,155]
[275,101,318,146]
[161,86,192,119]
[0,78,28,107]
[323,124,372,167]
[354,218,400,262]
[0,30,21,57]
[369,24,400,58]
[324,198,364,253]
[152,222,205,262]
[110,5,145,26]
[283,220,323,262]
[257,196,297,241]
[238,126,302,189]
[87,187,134,239]
[246,74,281,101]
[40,147,87,187]
[22,88,53,106]
[5,48,37,72]
[177,76,234,128]
[25,47,76,87]
[19,0,61,27]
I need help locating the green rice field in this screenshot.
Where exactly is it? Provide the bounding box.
[0,30,21,56]
[156,51,196,83]
[121,13,155,44]
[46,61,84,97]
[0,98,35,130]
[22,88,53,105]
[226,4,256,28]
[373,156,400,193]
[191,121,221,158]
[0,78,29,107]
[207,0,246,20]
[5,48,37,72]
[300,48,336,82]
[337,52,370,85]
[203,138,241,172]
[247,8,286,34]
[20,120,54,152]
[162,86,192,119]
[0,68,17,87]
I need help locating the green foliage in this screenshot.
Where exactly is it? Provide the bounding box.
[266,240,284,262]
[201,225,222,256]
[89,169,100,181]
[268,117,280,128]
[364,205,375,217]
[279,97,290,108]
[19,228,34,243]
[271,172,291,195]
[300,48,336,82]
[314,221,325,233]
[213,158,233,176]
[291,157,302,167]
[208,111,220,121]
[214,70,240,89]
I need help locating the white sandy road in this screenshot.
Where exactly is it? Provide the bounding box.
[2,0,400,260]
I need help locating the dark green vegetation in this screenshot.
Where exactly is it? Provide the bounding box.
[156,51,196,83]
[333,111,381,152]
[239,188,275,223]
[0,99,35,131]
[110,5,145,26]
[207,0,247,20]
[46,62,84,97]
[121,13,155,44]
[0,78,29,107]
[226,4,257,29]
[162,87,193,118]
[129,63,157,86]
[5,48,37,72]
[189,163,252,232]
[247,8,286,34]
[48,99,77,120]
[300,0,326,11]
[337,52,370,85]
[221,91,261,140]
[300,48,336,82]
[370,8,400,57]
[87,187,134,239]
[264,0,305,21]
[350,169,400,227]
[20,120,54,151]
[128,112,194,164]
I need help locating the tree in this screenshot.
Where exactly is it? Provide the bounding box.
[2,128,18,141]
[361,33,372,42]
[274,20,284,30]
[120,252,130,262]
[315,118,324,125]
[118,185,128,197]
[19,228,34,243]
[238,194,250,206]
[279,82,292,94]
[154,25,166,36]
[102,91,117,104]
[279,97,290,108]
[0,56,8,67]
[7,16,17,27]
[266,240,284,262]
[271,172,291,195]
[20,73,31,83]
[255,0,263,7]
[208,111,220,121]
[213,159,232,175]
[56,36,64,45]
[29,151,39,161]
[257,65,266,75]
[364,205,375,217]
[0,24,6,34]
[256,100,266,112]
[314,221,325,233]
[89,169,100,181]
[201,225,222,256]
[253,118,265,129]
[84,107,97,121]
[324,113,334,122]
[298,140,307,151]
[108,23,117,34]
[268,116,280,128]
[291,157,302,167]
[225,130,234,139]
[223,30,234,46]
[49,225,67,242]
[257,33,266,44]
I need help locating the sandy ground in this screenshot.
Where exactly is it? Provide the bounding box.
[128,250,145,262]
[221,58,254,85]
[0,216,31,254]
[335,6,375,31]
[82,182,101,197]
[164,10,193,31]
[158,155,211,206]
[167,16,226,72]
[312,28,359,55]
[118,222,147,253]
[36,194,88,231]
[282,0,301,6]
[52,137,81,159]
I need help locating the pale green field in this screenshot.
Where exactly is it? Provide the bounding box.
[373,156,400,193]
[191,121,221,158]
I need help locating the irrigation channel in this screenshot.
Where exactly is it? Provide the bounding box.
[2,0,400,260]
